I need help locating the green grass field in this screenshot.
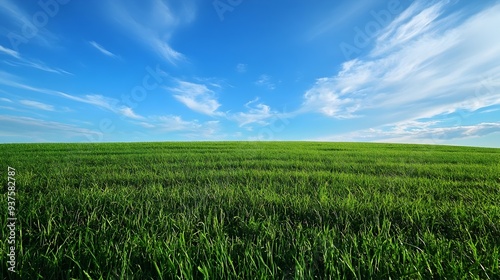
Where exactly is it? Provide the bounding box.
[1,142,499,279]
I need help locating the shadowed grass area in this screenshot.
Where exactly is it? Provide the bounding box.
[1,142,499,279]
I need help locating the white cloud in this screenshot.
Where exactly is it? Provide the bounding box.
[233,98,272,126]
[302,77,361,118]
[68,94,117,111]
[155,115,197,131]
[89,41,118,58]
[374,1,446,56]
[230,97,290,127]
[255,74,276,90]
[136,115,220,138]
[302,2,500,127]
[4,59,72,75]
[56,94,144,120]
[1,44,71,75]
[106,0,196,64]
[0,75,144,120]
[19,100,54,111]
[137,122,155,128]
[0,97,13,103]
[168,80,222,116]
[118,107,144,120]
[0,44,20,58]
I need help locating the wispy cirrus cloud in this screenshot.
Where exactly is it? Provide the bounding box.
[373,1,447,56]
[89,41,119,58]
[0,74,143,120]
[168,79,223,116]
[139,115,200,131]
[52,93,143,120]
[0,44,20,58]
[307,2,367,41]
[119,107,144,120]
[19,99,54,111]
[0,0,25,25]
[1,43,71,75]
[134,115,221,139]
[0,97,13,103]
[4,58,72,75]
[106,0,196,64]
[0,115,102,142]
[0,0,60,49]
[302,1,500,128]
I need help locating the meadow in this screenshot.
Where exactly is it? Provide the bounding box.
[1,142,499,279]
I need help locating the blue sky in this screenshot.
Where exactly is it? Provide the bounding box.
[1,0,499,146]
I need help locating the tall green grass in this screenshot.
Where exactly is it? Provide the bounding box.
[1,142,499,279]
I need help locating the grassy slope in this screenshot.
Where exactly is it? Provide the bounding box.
[1,142,499,279]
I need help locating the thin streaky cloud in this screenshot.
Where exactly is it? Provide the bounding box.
[0,44,20,58]
[0,97,13,103]
[119,107,144,120]
[89,41,118,58]
[19,100,54,111]
[0,45,71,75]
[105,0,195,65]
[0,0,60,49]
[0,0,29,26]
[0,114,103,141]
[374,1,446,56]
[307,2,366,41]
[0,76,143,120]
[135,115,220,139]
[4,59,72,75]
